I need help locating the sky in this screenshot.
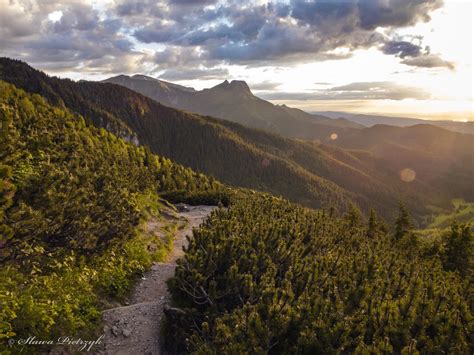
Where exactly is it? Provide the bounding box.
[0,0,472,121]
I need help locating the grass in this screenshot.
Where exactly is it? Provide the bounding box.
[426,198,474,229]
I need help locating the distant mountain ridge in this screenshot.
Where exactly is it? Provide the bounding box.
[103,74,363,140]
[105,74,473,137]
[317,111,474,135]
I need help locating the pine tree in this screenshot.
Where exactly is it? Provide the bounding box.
[443,222,473,276]
[345,203,362,228]
[395,202,412,240]
[367,208,378,238]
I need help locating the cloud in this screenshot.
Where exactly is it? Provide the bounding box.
[258,81,430,101]
[380,38,453,70]
[401,54,455,70]
[357,0,443,30]
[152,46,221,71]
[0,0,453,75]
[382,40,422,58]
[250,81,281,91]
[258,92,323,101]
[159,67,229,80]
[117,0,447,67]
[328,81,430,100]
[171,0,216,5]
[0,0,146,74]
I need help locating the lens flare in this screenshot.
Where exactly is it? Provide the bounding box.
[400,168,416,182]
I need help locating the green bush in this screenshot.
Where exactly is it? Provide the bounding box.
[167,195,473,354]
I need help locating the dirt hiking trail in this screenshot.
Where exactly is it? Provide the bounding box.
[99,205,215,355]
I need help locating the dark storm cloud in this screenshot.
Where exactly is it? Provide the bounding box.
[259,81,430,101]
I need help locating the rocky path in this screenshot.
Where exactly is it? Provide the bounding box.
[99,205,215,355]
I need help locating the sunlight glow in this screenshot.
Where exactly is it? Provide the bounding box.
[48,11,63,23]
[400,168,417,183]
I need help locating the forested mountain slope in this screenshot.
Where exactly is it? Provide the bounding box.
[332,124,474,203]
[0,80,221,260]
[0,58,354,213]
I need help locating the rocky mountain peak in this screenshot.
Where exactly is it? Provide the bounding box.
[213,79,252,94]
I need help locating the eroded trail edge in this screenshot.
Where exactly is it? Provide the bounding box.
[100,205,216,355]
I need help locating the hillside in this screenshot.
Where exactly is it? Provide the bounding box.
[103,74,362,139]
[0,79,222,260]
[318,111,474,135]
[0,80,224,348]
[1,58,473,223]
[0,58,355,213]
